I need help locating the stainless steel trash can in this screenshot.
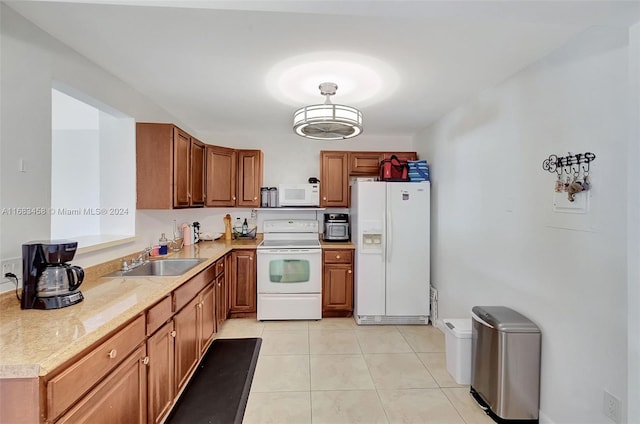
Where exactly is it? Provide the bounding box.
[471,306,541,423]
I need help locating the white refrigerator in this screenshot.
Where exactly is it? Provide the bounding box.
[352,181,430,325]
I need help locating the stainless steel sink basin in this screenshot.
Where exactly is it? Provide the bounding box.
[104,258,207,278]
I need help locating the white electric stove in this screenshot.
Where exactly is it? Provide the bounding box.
[257,220,322,320]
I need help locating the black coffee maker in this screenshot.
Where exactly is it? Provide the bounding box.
[21,240,85,310]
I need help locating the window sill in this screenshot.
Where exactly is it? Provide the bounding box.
[75,235,136,254]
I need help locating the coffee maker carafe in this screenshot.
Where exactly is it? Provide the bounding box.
[22,240,85,310]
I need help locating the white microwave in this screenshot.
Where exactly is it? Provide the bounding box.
[278,183,320,207]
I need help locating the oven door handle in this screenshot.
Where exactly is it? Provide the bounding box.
[257,249,321,255]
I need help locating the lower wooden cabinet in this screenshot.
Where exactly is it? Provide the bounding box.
[9,254,239,423]
[147,320,175,424]
[56,345,148,424]
[199,283,216,357]
[322,249,354,317]
[174,282,216,394]
[230,250,256,315]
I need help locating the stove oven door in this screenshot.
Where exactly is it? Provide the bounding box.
[257,248,322,293]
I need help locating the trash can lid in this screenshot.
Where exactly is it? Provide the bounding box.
[442,319,472,338]
[472,306,540,333]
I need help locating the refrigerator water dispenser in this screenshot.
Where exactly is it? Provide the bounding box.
[362,234,382,251]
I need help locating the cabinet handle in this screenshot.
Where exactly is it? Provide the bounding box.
[323,196,327,200]
[143,356,150,365]
[336,255,341,259]
[253,196,257,200]
[170,330,177,338]
[249,257,253,261]
[107,349,117,359]
[348,270,352,274]
[233,196,237,200]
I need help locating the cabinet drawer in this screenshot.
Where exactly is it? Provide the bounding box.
[147,295,172,336]
[47,314,145,421]
[173,264,216,312]
[324,250,353,264]
[215,258,225,277]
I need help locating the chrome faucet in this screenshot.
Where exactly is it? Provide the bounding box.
[122,247,152,272]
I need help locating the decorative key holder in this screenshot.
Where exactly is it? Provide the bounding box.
[542,152,595,202]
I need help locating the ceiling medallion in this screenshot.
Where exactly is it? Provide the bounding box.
[293,82,363,140]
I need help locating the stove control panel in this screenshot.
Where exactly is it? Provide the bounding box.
[263,219,319,234]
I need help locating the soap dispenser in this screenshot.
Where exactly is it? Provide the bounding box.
[159,233,168,255]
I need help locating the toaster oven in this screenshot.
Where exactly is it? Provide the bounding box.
[323,213,350,241]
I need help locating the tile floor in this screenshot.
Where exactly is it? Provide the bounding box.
[214,318,494,424]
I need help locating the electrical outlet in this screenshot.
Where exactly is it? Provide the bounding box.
[603,390,620,423]
[1,258,22,282]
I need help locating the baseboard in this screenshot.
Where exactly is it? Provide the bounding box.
[355,315,429,325]
[538,410,555,424]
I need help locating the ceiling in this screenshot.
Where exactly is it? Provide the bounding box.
[6,0,640,137]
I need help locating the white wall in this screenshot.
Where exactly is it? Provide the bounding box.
[627,21,640,424]
[0,3,188,266]
[415,26,633,423]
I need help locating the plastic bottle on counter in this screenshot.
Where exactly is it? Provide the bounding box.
[159,233,168,255]
[183,224,193,246]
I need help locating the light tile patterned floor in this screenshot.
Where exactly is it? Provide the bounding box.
[215,318,494,424]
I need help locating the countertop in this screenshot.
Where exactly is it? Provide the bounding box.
[0,237,354,379]
[319,240,356,249]
[0,238,259,379]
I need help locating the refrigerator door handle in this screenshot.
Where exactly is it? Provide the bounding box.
[387,208,392,262]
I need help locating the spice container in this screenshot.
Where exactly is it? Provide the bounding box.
[268,187,278,207]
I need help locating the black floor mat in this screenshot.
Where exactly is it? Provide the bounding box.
[167,337,262,424]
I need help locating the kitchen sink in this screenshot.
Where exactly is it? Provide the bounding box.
[104,258,207,278]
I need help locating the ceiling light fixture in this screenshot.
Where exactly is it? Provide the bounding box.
[293,82,363,140]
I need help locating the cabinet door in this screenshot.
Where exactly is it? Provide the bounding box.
[225,253,232,318]
[383,152,418,161]
[236,150,263,207]
[173,128,192,208]
[205,146,237,207]
[174,296,199,393]
[136,123,174,209]
[320,151,349,207]
[190,138,206,206]
[200,284,216,356]
[147,321,175,424]
[323,265,354,311]
[56,346,147,424]
[349,152,383,175]
[230,250,256,313]
[215,274,227,329]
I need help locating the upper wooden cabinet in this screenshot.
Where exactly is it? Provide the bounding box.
[320,150,418,207]
[138,123,263,209]
[236,150,263,207]
[137,123,205,209]
[320,151,349,208]
[205,145,237,207]
[349,151,418,175]
[190,138,206,207]
[205,147,262,208]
